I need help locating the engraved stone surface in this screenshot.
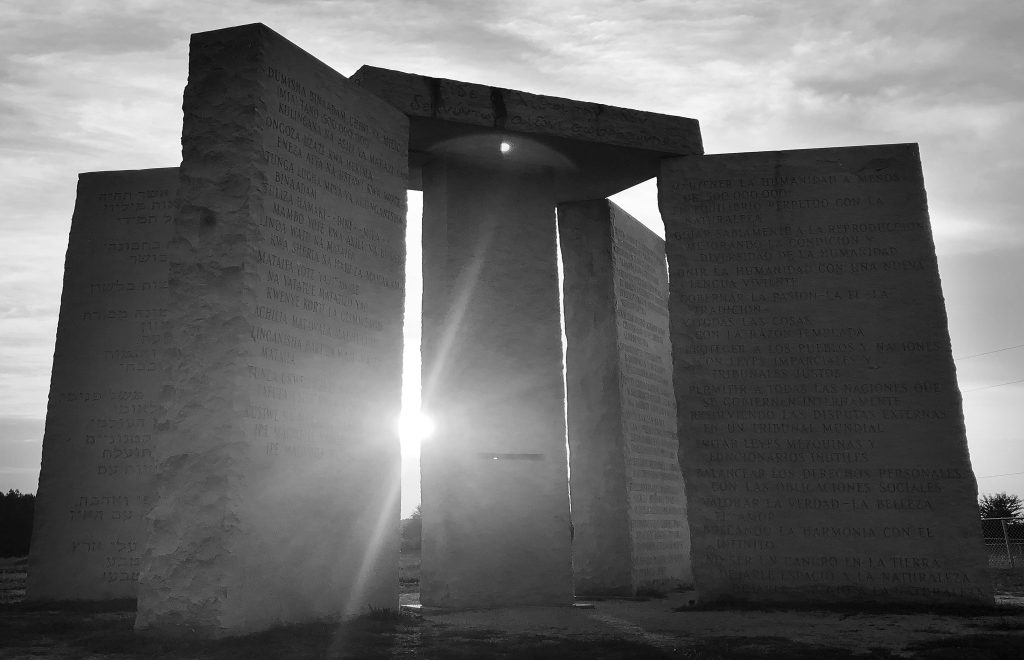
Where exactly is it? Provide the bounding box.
[351,66,702,154]
[351,66,703,198]
[28,168,176,601]
[558,200,692,597]
[659,144,992,604]
[134,24,409,635]
[418,162,573,608]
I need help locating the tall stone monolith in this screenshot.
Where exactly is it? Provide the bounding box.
[660,144,991,605]
[28,168,176,601]
[558,199,692,597]
[134,24,409,635]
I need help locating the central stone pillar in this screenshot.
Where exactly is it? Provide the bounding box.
[419,159,573,607]
[350,65,702,608]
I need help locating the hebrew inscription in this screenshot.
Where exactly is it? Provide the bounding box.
[660,144,991,604]
[28,168,176,600]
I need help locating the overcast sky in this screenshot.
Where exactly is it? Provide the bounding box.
[2,0,1023,517]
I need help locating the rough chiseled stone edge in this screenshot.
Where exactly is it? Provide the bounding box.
[135,24,264,637]
[137,23,410,636]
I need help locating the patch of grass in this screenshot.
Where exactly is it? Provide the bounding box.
[675,598,1023,617]
[404,630,678,660]
[971,616,1024,631]
[0,604,679,660]
[687,635,900,659]
[906,633,1024,659]
[8,598,1024,659]
[0,608,138,652]
[0,555,27,605]
[2,601,679,658]
[398,549,420,591]
[990,567,1024,595]
[362,605,420,623]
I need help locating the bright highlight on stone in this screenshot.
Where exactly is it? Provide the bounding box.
[398,409,435,446]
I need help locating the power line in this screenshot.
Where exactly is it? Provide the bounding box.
[977,471,1024,479]
[955,344,1024,361]
[962,378,1024,393]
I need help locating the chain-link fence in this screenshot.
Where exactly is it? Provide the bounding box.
[982,517,1024,569]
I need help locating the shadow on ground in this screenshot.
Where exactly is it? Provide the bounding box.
[3,559,1024,659]
[3,596,1024,659]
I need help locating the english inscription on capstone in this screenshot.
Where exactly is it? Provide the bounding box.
[559,200,691,596]
[659,144,991,604]
[135,24,409,636]
[28,168,176,600]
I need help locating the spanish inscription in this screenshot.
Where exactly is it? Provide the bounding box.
[659,144,991,604]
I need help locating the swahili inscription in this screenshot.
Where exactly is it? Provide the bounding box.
[659,144,991,604]
[608,205,690,589]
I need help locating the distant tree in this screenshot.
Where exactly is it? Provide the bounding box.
[0,489,35,557]
[400,504,422,552]
[979,492,1023,521]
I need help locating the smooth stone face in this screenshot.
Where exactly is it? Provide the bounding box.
[28,168,177,601]
[558,200,691,597]
[134,24,409,636]
[418,162,573,608]
[659,144,992,605]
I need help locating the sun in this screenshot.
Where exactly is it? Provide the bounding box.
[397,409,435,455]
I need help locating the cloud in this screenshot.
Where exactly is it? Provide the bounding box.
[2,0,1023,503]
